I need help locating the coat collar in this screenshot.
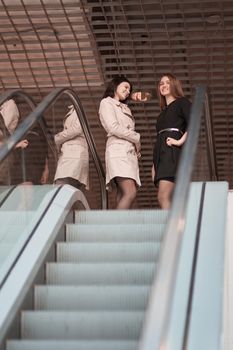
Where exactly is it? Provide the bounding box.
[107,97,133,117]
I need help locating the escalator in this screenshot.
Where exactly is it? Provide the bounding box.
[5,206,168,350]
[0,86,230,350]
[0,181,228,350]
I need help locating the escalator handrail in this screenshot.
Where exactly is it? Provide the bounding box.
[0,87,107,209]
[0,89,36,111]
[0,89,57,161]
[204,92,218,181]
[139,85,206,350]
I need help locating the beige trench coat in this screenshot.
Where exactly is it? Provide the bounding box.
[0,99,19,136]
[99,96,141,189]
[54,105,89,189]
[0,99,20,185]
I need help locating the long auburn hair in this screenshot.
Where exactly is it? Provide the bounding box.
[103,75,133,104]
[157,73,184,111]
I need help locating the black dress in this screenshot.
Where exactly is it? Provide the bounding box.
[153,96,191,184]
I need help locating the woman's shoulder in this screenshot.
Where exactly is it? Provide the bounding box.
[99,97,122,111]
[0,99,19,120]
[1,99,17,111]
[100,96,117,105]
[176,96,191,106]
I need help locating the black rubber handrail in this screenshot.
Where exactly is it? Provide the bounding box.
[204,92,218,181]
[0,89,36,111]
[139,85,206,350]
[0,87,107,209]
[0,89,57,161]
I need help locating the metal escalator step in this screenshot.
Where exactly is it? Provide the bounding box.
[56,242,160,263]
[75,209,168,224]
[20,311,144,340]
[46,262,156,285]
[35,285,150,311]
[7,339,138,350]
[66,223,165,242]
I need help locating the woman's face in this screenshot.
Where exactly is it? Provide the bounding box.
[114,81,131,101]
[159,76,172,97]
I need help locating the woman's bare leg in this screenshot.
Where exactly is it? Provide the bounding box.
[157,179,175,209]
[115,177,137,209]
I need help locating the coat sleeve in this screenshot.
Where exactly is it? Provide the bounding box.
[54,109,83,145]
[99,99,140,144]
[1,99,20,134]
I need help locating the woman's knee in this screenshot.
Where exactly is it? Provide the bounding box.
[126,187,137,201]
[158,184,174,208]
[158,190,167,205]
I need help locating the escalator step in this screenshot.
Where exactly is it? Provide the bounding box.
[7,339,138,350]
[46,262,156,285]
[66,223,165,242]
[75,209,168,224]
[20,311,144,340]
[34,285,150,311]
[56,242,161,263]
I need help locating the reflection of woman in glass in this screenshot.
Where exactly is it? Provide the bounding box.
[152,74,191,209]
[54,105,89,190]
[0,99,28,148]
[99,76,141,209]
[0,99,28,185]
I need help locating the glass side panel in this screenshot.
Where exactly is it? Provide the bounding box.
[192,108,211,181]
[0,184,59,286]
[0,186,14,205]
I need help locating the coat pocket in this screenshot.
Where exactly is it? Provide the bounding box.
[106,143,128,158]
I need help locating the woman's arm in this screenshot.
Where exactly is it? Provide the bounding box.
[166,131,187,147]
[15,139,29,149]
[54,109,83,146]
[40,157,49,184]
[151,164,155,182]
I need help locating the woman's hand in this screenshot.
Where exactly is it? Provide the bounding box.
[16,139,29,149]
[166,137,179,146]
[166,137,180,147]
[40,167,49,184]
[135,141,141,153]
[131,91,151,102]
[135,141,141,159]
[40,158,49,184]
[166,132,187,147]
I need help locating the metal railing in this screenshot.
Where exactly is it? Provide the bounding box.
[204,92,218,181]
[0,87,107,209]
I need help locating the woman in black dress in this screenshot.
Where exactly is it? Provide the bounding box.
[152,73,191,209]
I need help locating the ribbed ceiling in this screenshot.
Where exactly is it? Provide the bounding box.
[0,0,232,208]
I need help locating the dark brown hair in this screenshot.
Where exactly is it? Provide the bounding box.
[103,75,133,104]
[157,73,184,110]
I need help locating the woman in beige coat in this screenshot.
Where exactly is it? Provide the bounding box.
[99,75,141,209]
[0,99,29,185]
[54,105,89,190]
